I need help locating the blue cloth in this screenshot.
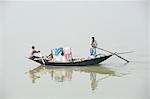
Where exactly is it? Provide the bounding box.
[90,48,96,57]
[54,48,62,56]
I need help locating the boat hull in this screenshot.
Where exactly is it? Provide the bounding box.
[31,55,112,66]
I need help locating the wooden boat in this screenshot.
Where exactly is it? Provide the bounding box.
[30,55,112,66]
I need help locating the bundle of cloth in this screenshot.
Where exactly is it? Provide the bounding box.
[52,47,72,62]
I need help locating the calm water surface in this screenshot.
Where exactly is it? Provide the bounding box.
[2,57,149,99]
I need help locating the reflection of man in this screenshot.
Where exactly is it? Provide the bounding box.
[28,66,45,83]
[29,70,40,83]
[90,73,98,91]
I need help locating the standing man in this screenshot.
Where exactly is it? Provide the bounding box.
[90,37,98,57]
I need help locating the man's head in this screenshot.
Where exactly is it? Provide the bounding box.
[92,37,95,40]
[32,46,35,49]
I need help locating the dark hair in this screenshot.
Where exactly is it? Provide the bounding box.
[49,53,53,58]
[92,37,95,42]
[61,48,64,56]
[32,46,35,49]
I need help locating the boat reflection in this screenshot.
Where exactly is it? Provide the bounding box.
[27,65,116,91]
[49,68,73,82]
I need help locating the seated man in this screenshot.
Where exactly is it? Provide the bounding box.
[29,46,40,60]
[47,53,54,62]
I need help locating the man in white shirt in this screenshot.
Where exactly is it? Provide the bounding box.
[90,37,98,57]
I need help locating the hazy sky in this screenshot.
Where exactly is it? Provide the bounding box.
[1,1,148,57]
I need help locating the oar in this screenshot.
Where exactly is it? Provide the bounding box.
[117,51,134,55]
[38,53,45,65]
[96,51,134,56]
[96,47,129,63]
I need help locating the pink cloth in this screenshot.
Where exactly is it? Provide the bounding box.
[63,48,72,61]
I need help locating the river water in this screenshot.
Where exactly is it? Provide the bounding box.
[0,1,149,99]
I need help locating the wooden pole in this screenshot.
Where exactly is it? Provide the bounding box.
[97,47,129,63]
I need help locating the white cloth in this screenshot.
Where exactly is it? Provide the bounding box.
[90,40,98,48]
